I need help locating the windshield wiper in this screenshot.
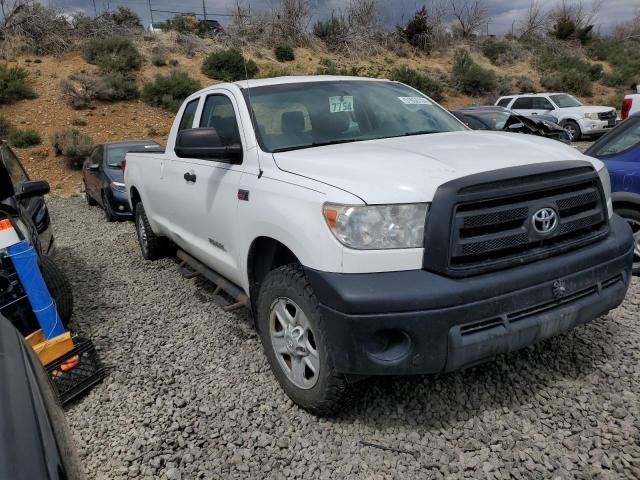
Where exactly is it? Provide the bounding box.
[272,138,364,153]
[402,130,443,137]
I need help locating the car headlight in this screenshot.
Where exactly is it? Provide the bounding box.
[323,203,429,249]
[597,165,613,218]
[110,181,126,192]
[584,113,599,121]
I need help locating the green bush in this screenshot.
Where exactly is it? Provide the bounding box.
[516,76,536,93]
[451,49,497,96]
[8,128,41,148]
[151,54,167,67]
[102,72,139,100]
[0,65,37,104]
[83,37,142,73]
[541,71,592,96]
[313,17,348,51]
[0,115,13,139]
[397,6,433,52]
[100,6,141,28]
[588,39,640,87]
[482,39,522,66]
[201,49,258,82]
[536,51,602,81]
[141,70,202,112]
[315,58,364,77]
[50,128,95,169]
[274,44,295,62]
[159,14,209,37]
[390,66,443,102]
[169,59,179,67]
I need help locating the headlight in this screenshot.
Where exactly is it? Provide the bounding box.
[323,203,429,249]
[584,113,599,121]
[597,166,612,218]
[110,181,126,192]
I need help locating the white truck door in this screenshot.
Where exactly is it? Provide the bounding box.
[164,91,246,285]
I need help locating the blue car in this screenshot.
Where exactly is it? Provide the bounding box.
[586,113,640,274]
[82,140,160,221]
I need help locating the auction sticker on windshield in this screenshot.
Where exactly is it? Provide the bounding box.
[399,97,433,105]
[329,96,354,113]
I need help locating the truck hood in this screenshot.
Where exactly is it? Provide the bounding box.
[272,131,601,203]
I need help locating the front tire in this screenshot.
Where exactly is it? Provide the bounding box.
[563,120,582,142]
[134,202,170,260]
[41,255,73,328]
[615,207,640,276]
[256,264,351,416]
[102,191,115,222]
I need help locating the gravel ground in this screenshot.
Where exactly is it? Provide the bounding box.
[50,196,640,480]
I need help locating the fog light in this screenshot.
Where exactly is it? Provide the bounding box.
[118,205,125,211]
[364,329,412,364]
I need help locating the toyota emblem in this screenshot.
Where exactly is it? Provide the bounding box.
[532,207,558,235]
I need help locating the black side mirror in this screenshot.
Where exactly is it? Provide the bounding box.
[175,128,242,163]
[18,180,49,200]
[87,164,100,172]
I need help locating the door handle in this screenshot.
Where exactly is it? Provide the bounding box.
[183,171,197,183]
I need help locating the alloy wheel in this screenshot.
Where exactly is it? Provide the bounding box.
[626,217,640,270]
[269,297,320,390]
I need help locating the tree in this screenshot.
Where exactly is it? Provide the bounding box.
[449,0,489,38]
[518,0,548,38]
[549,0,602,43]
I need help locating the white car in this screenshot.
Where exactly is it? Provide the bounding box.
[495,92,617,141]
[125,76,633,415]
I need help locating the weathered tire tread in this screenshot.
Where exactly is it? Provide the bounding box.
[257,263,353,417]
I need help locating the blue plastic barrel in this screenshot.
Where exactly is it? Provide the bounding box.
[7,240,64,339]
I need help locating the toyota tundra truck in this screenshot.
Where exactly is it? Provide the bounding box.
[124,76,634,415]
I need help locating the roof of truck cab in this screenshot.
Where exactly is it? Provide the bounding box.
[232,75,388,89]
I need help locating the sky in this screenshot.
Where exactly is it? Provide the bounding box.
[48,0,638,34]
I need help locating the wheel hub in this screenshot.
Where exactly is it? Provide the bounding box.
[285,325,307,356]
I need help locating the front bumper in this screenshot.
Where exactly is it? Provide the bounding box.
[579,118,616,135]
[107,188,132,218]
[306,214,634,375]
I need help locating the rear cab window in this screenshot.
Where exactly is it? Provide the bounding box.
[497,98,512,108]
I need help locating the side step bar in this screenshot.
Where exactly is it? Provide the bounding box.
[176,250,249,312]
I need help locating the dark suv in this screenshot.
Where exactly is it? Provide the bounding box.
[0,142,73,335]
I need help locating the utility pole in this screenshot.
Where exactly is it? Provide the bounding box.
[148,0,154,24]
[92,0,97,16]
[202,0,207,20]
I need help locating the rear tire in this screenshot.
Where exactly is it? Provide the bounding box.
[84,181,97,206]
[615,207,640,276]
[563,120,582,142]
[41,255,73,328]
[134,202,170,260]
[256,263,351,416]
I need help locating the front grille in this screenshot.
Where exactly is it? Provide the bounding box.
[598,110,616,121]
[423,163,609,277]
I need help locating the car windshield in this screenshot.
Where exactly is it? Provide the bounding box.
[467,111,511,130]
[549,94,583,108]
[591,117,640,156]
[244,80,466,153]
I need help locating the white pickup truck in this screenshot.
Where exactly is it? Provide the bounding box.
[125,76,633,415]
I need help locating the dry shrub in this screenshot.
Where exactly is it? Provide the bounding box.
[50,128,95,169]
[60,73,111,109]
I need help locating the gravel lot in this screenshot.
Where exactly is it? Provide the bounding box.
[50,196,640,479]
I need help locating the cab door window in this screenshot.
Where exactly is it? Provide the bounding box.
[512,97,534,110]
[199,95,242,147]
[179,99,200,131]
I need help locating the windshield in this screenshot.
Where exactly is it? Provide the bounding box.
[245,80,465,153]
[469,111,511,130]
[549,94,583,108]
